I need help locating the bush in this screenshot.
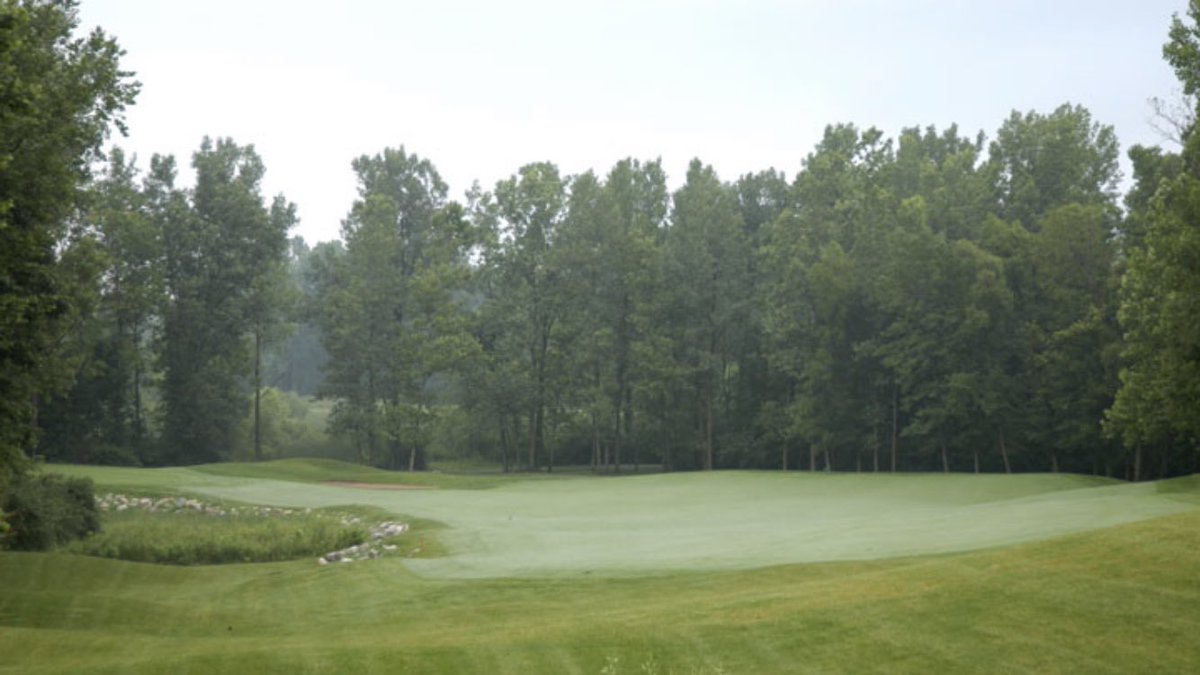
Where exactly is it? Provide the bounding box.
[0,473,100,550]
[0,506,10,547]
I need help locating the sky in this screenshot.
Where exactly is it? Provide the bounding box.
[79,0,1188,245]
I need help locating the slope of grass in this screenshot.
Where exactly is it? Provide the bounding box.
[2,507,1198,674]
[54,458,564,491]
[163,469,1194,578]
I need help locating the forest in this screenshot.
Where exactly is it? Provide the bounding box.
[5,0,1200,485]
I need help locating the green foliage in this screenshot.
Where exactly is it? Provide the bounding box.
[10,1,1196,482]
[988,103,1121,228]
[0,472,99,550]
[311,147,473,471]
[0,0,137,482]
[156,138,295,464]
[68,507,366,565]
[1107,1,1200,467]
[230,388,325,461]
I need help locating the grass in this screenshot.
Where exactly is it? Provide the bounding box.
[65,507,367,565]
[53,458,549,491]
[4,460,1199,673]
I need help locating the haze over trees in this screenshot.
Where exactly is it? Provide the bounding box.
[4,0,1200,483]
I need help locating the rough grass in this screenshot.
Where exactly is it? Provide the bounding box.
[65,508,367,565]
[8,461,1198,673]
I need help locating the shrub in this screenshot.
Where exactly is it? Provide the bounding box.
[0,473,100,550]
[0,506,10,547]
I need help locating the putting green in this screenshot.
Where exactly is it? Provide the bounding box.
[83,468,1196,579]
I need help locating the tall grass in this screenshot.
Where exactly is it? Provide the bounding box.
[66,508,367,565]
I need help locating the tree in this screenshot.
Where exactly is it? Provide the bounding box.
[761,125,894,472]
[480,163,569,470]
[988,104,1121,230]
[665,160,751,470]
[1105,1,1200,477]
[0,0,137,483]
[550,159,669,472]
[246,197,298,461]
[313,147,473,470]
[36,147,162,465]
[158,138,292,464]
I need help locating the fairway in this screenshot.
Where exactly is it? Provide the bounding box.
[6,462,1200,674]
[55,463,1200,578]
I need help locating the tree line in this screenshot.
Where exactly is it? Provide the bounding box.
[5,0,1200,485]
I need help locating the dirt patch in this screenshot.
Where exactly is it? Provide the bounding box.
[323,481,436,491]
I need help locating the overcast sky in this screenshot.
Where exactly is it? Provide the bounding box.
[80,0,1187,244]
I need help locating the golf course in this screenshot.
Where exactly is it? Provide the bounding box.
[3,460,1199,673]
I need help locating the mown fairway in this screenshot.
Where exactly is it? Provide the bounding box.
[4,461,1199,673]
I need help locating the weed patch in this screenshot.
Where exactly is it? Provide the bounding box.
[68,494,419,565]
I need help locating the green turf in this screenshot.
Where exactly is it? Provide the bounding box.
[8,461,1198,673]
[54,464,1190,579]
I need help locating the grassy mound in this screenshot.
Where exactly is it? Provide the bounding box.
[2,507,1198,673]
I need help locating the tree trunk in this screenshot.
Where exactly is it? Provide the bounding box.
[547,416,555,474]
[823,447,832,472]
[366,368,377,466]
[941,444,949,473]
[613,411,622,474]
[974,448,980,474]
[890,383,899,472]
[528,406,538,470]
[662,420,673,472]
[591,416,600,473]
[132,318,144,444]
[1134,444,1143,482]
[499,418,510,473]
[998,427,1011,474]
[1050,450,1059,473]
[253,329,262,462]
[781,444,788,471]
[810,445,817,472]
[703,386,714,471]
[626,389,638,473]
[873,430,879,473]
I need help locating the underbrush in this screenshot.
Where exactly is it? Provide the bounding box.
[1,472,99,550]
[68,506,366,565]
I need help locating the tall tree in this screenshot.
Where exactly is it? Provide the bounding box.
[0,0,137,482]
[36,148,162,464]
[988,103,1121,230]
[481,163,569,470]
[1107,3,1200,472]
[313,147,470,470]
[665,160,751,470]
[246,197,298,461]
[158,138,292,464]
